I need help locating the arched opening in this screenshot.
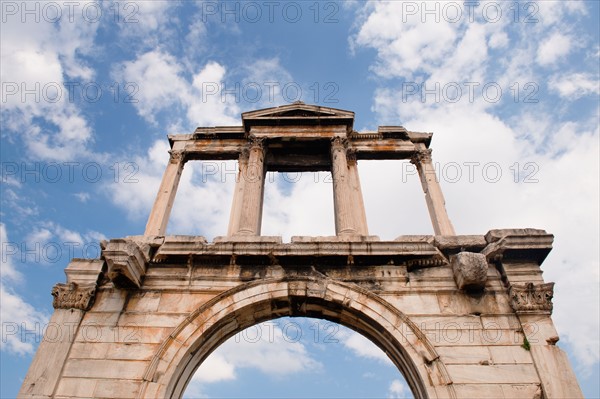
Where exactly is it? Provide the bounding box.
[261,171,335,239]
[183,316,413,398]
[138,278,455,399]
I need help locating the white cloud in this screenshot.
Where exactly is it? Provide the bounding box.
[192,353,236,383]
[185,321,322,397]
[352,1,462,79]
[0,224,50,355]
[0,1,99,161]
[107,1,180,49]
[262,173,336,239]
[388,379,411,399]
[341,329,390,363]
[549,73,600,99]
[112,50,189,124]
[351,0,599,374]
[537,32,572,66]
[113,51,241,128]
[22,223,106,266]
[488,31,509,49]
[73,192,91,203]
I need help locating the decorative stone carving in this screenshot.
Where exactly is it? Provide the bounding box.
[103,239,149,288]
[410,148,432,165]
[168,150,185,164]
[509,282,554,314]
[51,282,96,311]
[248,135,265,149]
[331,136,348,149]
[450,252,488,291]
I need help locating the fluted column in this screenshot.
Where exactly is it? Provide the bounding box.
[346,149,369,235]
[144,149,186,236]
[331,137,357,235]
[411,144,455,235]
[234,136,266,236]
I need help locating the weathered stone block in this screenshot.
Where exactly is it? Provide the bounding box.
[451,252,488,291]
[103,239,149,288]
[508,282,554,315]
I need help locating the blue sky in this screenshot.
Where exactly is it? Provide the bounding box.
[1,1,599,397]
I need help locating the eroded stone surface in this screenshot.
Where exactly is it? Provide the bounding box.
[19,102,582,398]
[451,252,488,291]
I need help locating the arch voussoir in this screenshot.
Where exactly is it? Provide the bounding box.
[137,277,454,399]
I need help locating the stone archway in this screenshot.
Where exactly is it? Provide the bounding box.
[19,104,583,399]
[138,277,455,399]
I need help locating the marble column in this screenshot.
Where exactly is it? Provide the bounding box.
[346,149,369,235]
[331,137,358,235]
[144,149,186,236]
[234,136,266,236]
[411,144,455,235]
[227,148,250,236]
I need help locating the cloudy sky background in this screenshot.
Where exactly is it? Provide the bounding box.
[1,1,598,397]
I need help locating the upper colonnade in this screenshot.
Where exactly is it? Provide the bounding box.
[144,102,455,238]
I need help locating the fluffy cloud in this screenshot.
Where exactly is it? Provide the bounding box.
[0,224,49,355]
[350,0,599,373]
[113,50,251,129]
[0,1,99,161]
[549,73,600,99]
[341,329,390,363]
[537,32,572,66]
[184,321,322,397]
[388,378,412,399]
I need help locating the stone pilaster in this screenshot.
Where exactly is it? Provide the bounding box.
[19,259,104,398]
[144,147,186,236]
[235,136,266,236]
[410,144,455,235]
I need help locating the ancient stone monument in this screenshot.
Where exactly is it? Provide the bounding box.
[20,103,582,398]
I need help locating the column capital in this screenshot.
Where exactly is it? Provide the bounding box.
[509,282,554,315]
[410,148,432,165]
[331,136,349,150]
[168,150,186,164]
[52,282,97,311]
[248,135,266,150]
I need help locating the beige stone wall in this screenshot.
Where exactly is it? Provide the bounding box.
[19,230,582,399]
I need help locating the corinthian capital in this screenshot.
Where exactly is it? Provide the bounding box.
[509,282,554,314]
[52,282,97,311]
[331,136,348,149]
[248,135,266,150]
[410,148,432,165]
[169,150,186,164]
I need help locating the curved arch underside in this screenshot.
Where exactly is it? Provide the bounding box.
[139,277,456,399]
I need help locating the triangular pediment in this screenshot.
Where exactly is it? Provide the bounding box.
[242,102,354,129]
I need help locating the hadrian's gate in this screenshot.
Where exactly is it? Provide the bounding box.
[19,103,583,398]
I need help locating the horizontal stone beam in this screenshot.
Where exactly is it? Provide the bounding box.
[173,137,420,161]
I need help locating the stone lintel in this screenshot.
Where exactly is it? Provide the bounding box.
[213,235,283,244]
[485,228,549,243]
[291,235,380,243]
[64,258,104,285]
[103,239,150,288]
[481,229,553,264]
[151,237,447,269]
[434,235,487,251]
[393,235,433,242]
